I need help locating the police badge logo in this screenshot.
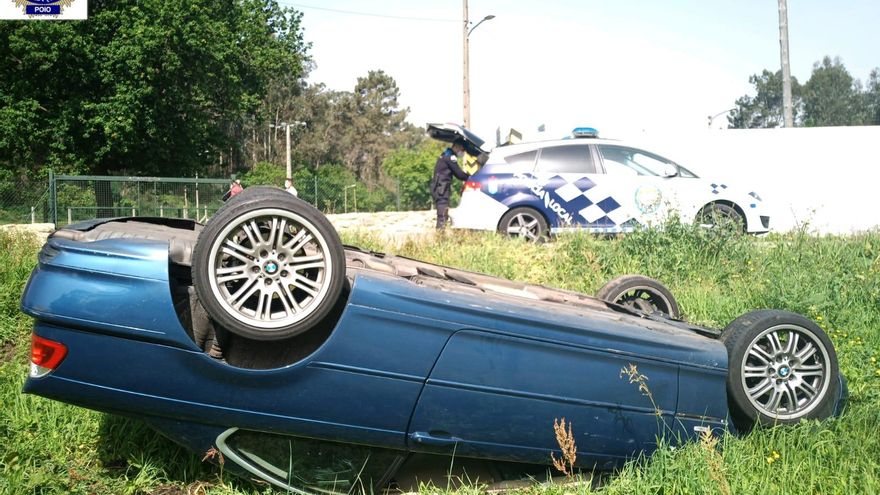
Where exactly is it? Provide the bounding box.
[634,185,663,214]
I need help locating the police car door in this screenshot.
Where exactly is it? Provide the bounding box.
[535,140,634,232]
[594,145,688,230]
[529,143,614,232]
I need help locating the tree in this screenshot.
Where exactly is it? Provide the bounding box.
[864,68,880,125]
[729,70,802,128]
[0,0,308,181]
[241,161,287,188]
[335,70,414,183]
[382,141,445,210]
[802,56,867,127]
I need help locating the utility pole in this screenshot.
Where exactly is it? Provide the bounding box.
[462,0,470,128]
[270,121,305,180]
[778,0,794,127]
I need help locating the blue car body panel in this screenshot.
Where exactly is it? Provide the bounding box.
[21,224,732,470]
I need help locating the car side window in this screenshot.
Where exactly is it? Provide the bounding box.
[535,145,595,174]
[677,164,698,178]
[218,428,402,494]
[504,150,537,168]
[598,145,675,177]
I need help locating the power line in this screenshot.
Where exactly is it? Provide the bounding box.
[279,2,458,23]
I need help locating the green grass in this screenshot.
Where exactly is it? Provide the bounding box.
[1,222,879,494]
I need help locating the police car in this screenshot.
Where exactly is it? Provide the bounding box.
[450,127,771,240]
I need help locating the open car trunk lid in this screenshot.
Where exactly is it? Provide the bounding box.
[426,123,488,157]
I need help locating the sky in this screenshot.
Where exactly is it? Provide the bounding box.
[282,0,880,145]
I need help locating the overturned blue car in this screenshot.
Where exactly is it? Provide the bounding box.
[20,187,847,493]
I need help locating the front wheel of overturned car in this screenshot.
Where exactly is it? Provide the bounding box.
[192,188,346,341]
[498,207,548,242]
[596,275,681,318]
[721,310,840,430]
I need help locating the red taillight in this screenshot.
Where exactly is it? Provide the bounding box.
[31,334,67,370]
[464,180,481,192]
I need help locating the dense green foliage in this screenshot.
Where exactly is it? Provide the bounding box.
[0,0,307,180]
[728,69,802,129]
[802,57,871,127]
[241,161,398,213]
[0,2,428,220]
[1,223,879,494]
[382,140,447,210]
[730,56,880,128]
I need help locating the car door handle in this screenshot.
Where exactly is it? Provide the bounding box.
[410,431,461,447]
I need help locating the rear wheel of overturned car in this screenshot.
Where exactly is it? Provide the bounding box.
[192,188,346,341]
[498,207,548,242]
[596,275,681,318]
[721,310,840,430]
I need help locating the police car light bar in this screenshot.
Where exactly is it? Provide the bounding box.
[572,127,599,138]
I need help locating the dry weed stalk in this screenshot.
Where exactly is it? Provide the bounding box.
[202,446,225,465]
[699,429,731,495]
[619,363,661,416]
[551,417,577,477]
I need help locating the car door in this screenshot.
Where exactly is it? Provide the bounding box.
[524,143,609,231]
[406,328,680,468]
[594,144,703,228]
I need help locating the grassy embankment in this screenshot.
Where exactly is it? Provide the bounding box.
[0,222,878,494]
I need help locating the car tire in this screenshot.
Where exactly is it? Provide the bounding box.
[192,187,346,341]
[498,207,548,242]
[721,310,840,431]
[697,203,745,232]
[596,275,681,318]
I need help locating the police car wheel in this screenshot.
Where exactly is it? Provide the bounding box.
[697,203,745,232]
[498,207,548,242]
[721,310,840,431]
[192,189,346,341]
[596,275,681,318]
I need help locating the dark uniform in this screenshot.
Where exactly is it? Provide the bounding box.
[431,147,470,229]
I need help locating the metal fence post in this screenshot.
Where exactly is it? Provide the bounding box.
[313,176,318,208]
[49,169,57,226]
[195,173,200,213]
[31,206,35,224]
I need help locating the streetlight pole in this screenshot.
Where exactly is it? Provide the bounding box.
[462,0,494,129]
[708,108,737,129]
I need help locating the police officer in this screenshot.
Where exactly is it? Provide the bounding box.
[431,139,470,229]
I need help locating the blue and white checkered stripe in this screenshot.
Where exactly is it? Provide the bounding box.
[710,183,728,195]
[533,172,633,227]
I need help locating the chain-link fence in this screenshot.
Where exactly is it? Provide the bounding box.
[0,180,50,224]
[0,173,411,226]
[293,175,404,215]
[51,174,230,226]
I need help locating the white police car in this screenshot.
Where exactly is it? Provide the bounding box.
[451,127,771,240]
